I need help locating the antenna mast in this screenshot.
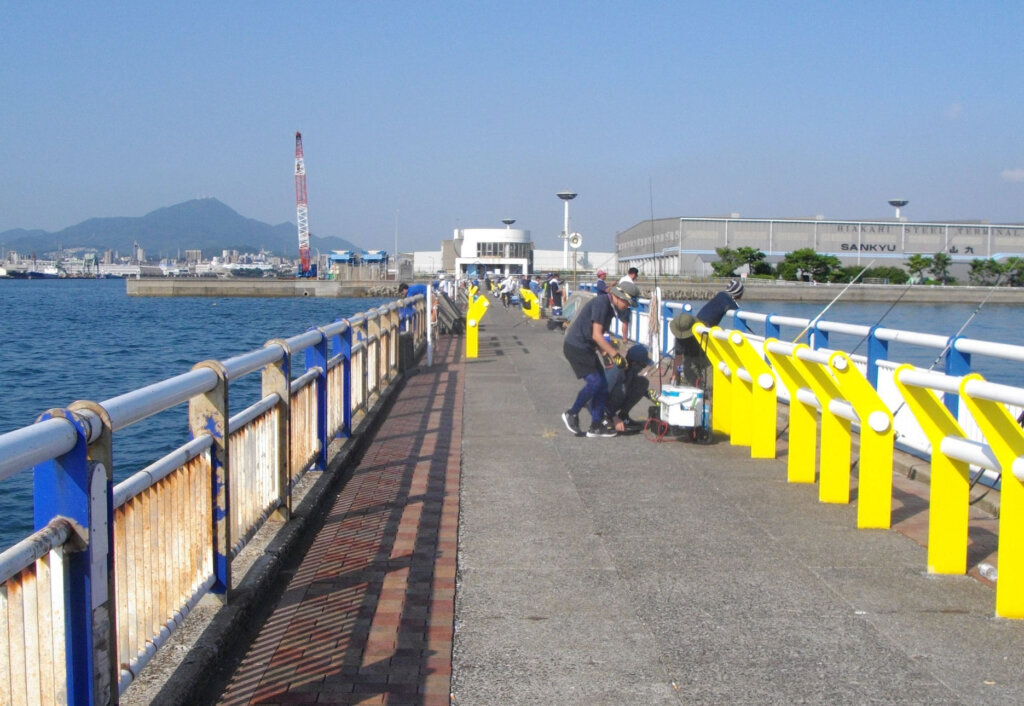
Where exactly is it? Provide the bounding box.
[294,132,311,275]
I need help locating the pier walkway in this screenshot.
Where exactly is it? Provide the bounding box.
[199,300,1023,705]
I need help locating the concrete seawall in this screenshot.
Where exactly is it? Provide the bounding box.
[125,276,1024,304]
[125,277,400,298]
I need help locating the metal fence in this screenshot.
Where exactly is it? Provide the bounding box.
[592,286,1024,617]
[0,295,426,705]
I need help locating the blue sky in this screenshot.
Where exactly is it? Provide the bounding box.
[2,1,1023,253]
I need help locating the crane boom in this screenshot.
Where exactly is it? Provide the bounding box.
[294,131,311,275]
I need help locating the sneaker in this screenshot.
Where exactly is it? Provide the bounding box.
[562,410,584,436]
[587,418,618,438]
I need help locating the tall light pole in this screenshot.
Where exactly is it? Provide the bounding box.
[394,209,399,280]
[557,191,577,270]
[888,199,908,220]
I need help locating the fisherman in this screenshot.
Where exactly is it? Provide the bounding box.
[397,282,428,332]
[595,268,609,293]
[618,267,639,285]
[499,274,517,308]
[605,343,654,432]
[669,313,706,387]
[547,273,563,316]
[698,278,743,327]
[669,279,743,386]
[561,281,641,438]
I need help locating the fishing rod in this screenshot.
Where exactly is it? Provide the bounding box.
[847,277,917,356]
[790,260,875,343]
[648,177,663,392]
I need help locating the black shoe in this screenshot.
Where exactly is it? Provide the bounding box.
[587,418,617,438]
[562,410,583,436]
[622,417,644,432]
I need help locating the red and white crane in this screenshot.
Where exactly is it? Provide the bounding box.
[294,131,312,276]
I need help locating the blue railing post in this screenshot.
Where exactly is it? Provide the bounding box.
[264,340,292,519]
[307,328,329,469]
[764,314,780,341]
[189,360,231,600]
[811,323,829,350]
[944,335,971,417]
[341,319,354,436]
[867,326,888,388]
[33,408,116,705]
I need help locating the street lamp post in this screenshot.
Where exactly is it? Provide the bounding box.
[557,191,577,270]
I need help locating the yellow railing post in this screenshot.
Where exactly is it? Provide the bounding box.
[764,339,818,484]
[707,327,751,447]
[958,374,1024,618]
[791,345,852,504]
[829,351,894,529]
[728,330,777,459]
[465,294,489,359]
[893,366,971,575]
[698,328,732,436]
[520,288,541,320]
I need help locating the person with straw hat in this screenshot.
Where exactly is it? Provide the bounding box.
[668,279,744,386]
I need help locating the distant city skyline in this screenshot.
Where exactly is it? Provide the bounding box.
[3,2,1023,253]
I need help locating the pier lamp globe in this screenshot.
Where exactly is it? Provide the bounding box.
[888,199,908,220]
[557,191,577,269]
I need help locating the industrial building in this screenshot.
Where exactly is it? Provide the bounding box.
[616,216,1024,277]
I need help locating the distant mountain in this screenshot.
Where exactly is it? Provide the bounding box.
[0,198,361,259]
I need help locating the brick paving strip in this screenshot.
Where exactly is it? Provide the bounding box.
[216,335,463,706]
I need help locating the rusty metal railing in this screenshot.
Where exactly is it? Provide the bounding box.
[0,518,73,705]
[0,294,425,704]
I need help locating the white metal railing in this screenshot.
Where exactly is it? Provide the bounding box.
[0,294,427,703]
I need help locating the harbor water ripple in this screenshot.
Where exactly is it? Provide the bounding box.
[0,278,390,550]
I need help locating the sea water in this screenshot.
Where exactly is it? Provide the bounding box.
[0,278,391,550]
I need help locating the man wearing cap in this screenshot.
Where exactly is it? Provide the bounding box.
[561,281,641,437]
[698,278,744,327]
[595,269,608,293]
[605,343,654,432]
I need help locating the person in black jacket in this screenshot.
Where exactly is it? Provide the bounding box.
[561,282,640,438]
[605,343,654,432]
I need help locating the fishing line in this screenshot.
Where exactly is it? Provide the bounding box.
[648,177,663,393]
[848,278,916,356]
[791,260,875,343]
[859,276,1005,468]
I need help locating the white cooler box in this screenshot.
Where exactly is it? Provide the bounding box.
[659,384,704,427]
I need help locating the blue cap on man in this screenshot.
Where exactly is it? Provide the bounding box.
[625,344,654,367]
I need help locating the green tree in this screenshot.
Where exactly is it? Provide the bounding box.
[777,248,841,282]
[905,254,932,282]
[735,247,772,275]
[1002,257,1024,287]
[968,258,1002,286]
[928,252,953,285]
[837,266,909,284]
[711,247,746,277]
